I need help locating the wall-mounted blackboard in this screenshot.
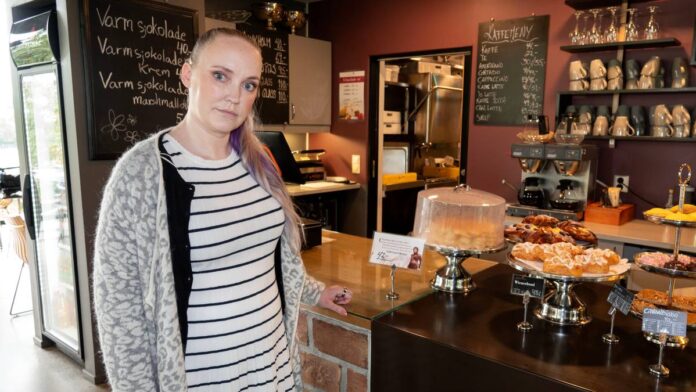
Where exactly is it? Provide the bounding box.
[82,0,197,160]
[235,24,289,125]
[474,15,549,126]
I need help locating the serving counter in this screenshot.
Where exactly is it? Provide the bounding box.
[298,228,696,392]
[372,263,696,392]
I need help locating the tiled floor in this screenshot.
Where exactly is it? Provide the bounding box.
[0,254,109,392]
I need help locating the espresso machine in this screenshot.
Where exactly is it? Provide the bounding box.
[506,143,598,220]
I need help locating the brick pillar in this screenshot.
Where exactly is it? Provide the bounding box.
[298,308,371,392]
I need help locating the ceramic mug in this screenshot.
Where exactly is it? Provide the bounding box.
[630,105,647,136]
[607,59,623,90]
[625,59,641,89]
[590,77,608,90]
[569,79,589,91]
[609,116,635,136]
[569,60,588,80]
[593,116,609,136]
[672,57,689,88]
[672,105,691,138]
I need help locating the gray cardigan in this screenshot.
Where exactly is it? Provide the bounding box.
[93,131,324,391]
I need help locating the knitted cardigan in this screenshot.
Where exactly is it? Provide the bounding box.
[93,131,324,391]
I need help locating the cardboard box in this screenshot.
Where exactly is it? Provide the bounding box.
[584,202,635,225]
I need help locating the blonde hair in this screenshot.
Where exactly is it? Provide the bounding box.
[189,28,304,253]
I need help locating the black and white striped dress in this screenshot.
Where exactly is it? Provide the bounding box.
[162,134,295,391]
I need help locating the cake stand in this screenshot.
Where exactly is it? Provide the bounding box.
[429,243,507,293]
[636,163,694,349]
[507,254,629,325]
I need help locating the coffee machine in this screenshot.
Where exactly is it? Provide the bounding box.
[506,143,598,220]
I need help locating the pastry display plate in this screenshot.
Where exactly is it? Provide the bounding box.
[506,253,630,283]
[634,252,696,279]
[644,213,696,227]
[504,235,595,248]
[428,242,508,258]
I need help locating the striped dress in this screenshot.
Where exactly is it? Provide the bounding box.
[162,134,295,391]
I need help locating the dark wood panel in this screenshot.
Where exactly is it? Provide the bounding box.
[373,264,696,392]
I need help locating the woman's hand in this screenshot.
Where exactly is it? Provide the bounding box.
[317,285,353,316]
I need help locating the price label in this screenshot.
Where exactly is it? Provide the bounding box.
[642,308,688,337]
[606,284,635,315]
[510,274,545,298]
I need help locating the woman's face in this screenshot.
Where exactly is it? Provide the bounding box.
[180,35,262,136]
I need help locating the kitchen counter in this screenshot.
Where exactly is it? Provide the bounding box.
[286,180,360,197]
[506,215,696,254]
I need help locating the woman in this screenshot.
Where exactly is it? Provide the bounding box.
[93,28,351,391]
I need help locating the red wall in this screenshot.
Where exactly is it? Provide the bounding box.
[309,0,696,217]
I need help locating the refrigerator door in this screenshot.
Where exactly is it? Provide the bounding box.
[20,69,80,353]
[428,74,463,144]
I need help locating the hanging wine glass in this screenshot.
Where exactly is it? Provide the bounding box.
[605,6,619,42]
[644,5,660,40]
[626,8,640,41]
[570,11,584,44]
[588,8,604,44]
[580,13,591,45]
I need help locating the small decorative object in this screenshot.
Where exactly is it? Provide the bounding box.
[671,57,690,88]
[284,10,306,35]
[253,2,284,31]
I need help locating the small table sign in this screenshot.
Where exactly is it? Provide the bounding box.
[642,308,688,337]
[369,232,426,270]
[510,274,545,299]
[510,274,545,332]
[607,284,635,316]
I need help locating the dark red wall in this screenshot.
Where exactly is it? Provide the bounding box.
[309,0,696,216]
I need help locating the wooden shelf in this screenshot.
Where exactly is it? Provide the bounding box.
[585,135,696,142]
[565,0,657,10]
[558,87,696,96]
[560,38,680,53]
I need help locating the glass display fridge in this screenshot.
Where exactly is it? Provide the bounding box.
[10,9,82,360]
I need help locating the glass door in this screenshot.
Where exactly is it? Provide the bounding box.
[20,69,80,352]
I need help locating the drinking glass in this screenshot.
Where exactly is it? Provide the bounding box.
[605,6,619,42]
[570,11,584,44]
[588,9,603,44]
[644,5,660,40]
[626,8,639,41]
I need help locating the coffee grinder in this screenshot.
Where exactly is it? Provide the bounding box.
[507,143,598,220]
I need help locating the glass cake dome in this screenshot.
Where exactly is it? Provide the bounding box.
[412,185,506,251]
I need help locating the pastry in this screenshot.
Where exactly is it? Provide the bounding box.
[631,298,657,314]
[522,214,560,227]
[670,203,696,214]
[672,295,696,313]
[511,242,540,260]
[665,212,696,222]
[543,256,584,276]
[575,253,609,274]
[557,220,598,244]
[636,289,670,306]
[644,208,670,217]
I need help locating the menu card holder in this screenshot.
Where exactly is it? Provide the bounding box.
[386,264,399,300]
[642,308,689,377]
[510,274,545,332]
[603,284,635,344]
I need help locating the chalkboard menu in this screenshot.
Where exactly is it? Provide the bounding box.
[83,0,197,160]
[235,24,289,125]
[474,15,549,126]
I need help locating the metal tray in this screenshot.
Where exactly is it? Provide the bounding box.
[504,236,595,248]
[634,252,696,279]
[644,212,696,227]
[506,253,629,283]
